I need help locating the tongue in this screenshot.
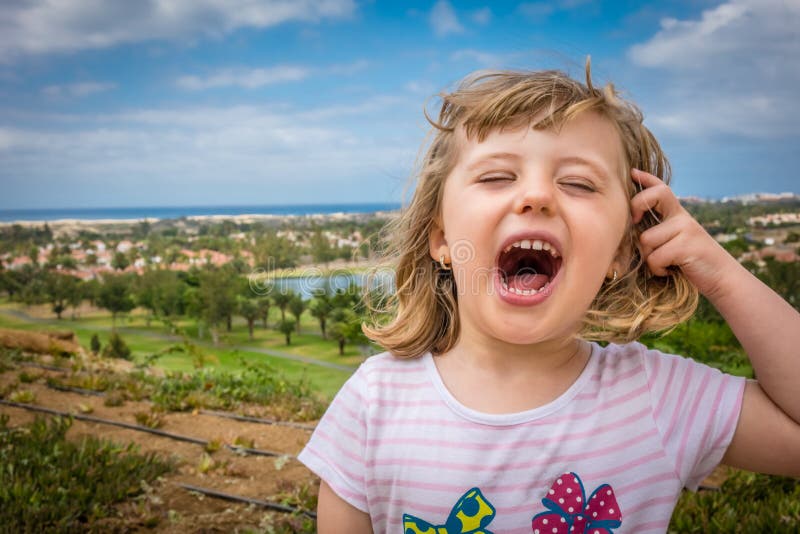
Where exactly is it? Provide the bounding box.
[508,272,549,291]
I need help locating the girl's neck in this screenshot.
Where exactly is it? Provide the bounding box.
[433,334,591,414]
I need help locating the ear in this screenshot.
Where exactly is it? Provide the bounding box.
[428,219,449,263]
[610,229,635,277]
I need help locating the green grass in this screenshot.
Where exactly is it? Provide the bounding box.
[0,303,352,400]
[0,414,173,533]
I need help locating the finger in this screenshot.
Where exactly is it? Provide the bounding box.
[630,183,681,224]
[644,241,678,277]
[630,168,664,188]
[638,215,684,258]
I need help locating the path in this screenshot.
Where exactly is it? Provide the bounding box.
[0,308,357,372]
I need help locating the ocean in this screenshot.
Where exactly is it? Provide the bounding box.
[0,203,401,223]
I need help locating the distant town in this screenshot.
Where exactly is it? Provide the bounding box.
[0,194,798,284]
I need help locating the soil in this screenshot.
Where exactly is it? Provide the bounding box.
[0,359,320,533]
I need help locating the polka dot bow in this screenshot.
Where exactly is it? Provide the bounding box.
[531,472,622,534]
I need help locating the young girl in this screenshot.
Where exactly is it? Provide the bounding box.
[298,63,800,533]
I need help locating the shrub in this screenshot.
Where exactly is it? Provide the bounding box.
[0,415,172,532]
[90,333,101,354]
[102,332,132,360]
[670,470,800,532]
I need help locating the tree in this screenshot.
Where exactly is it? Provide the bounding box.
[272,291,293,322]
[237,295,260,340]
[276,318,296,345]
[196,266,239,345]
[97,275,136,331]
[309,289,334,338]
[288,294,307,333]
[257,296,272,328]
[328,308,367,356]
[111,251,130,271]
[103,332,132,360]
[90,333,101,354]
[310,229,336,266]
[136,269,186,326]
[45,272,81,320]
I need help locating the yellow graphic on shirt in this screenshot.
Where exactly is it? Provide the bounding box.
[402,487,495,534]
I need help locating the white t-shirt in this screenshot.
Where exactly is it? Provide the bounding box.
[299,341,746,533]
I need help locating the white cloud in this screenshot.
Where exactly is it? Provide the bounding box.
[0,98,419,206]
[627,0,800,138]
[0,0,357,61]
[450,49,513,68]
[471,7,492,25]
[176,66,310,90]
[430,0,464,37]
[41,81,117,98]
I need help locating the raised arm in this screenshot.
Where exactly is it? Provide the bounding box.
[630,168,800,476]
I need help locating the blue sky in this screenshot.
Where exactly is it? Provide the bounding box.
[1,0,798,209]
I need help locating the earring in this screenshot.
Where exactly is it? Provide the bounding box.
[439,255,451,271]
[611,269,618,282]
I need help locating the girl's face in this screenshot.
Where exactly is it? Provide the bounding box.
[429,111,631,348]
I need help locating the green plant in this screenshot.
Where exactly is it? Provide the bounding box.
[9,389,36,403]
[103,332,132,360]
[670,470,800,532]
[0,415,172,532]
[134,409,164,429]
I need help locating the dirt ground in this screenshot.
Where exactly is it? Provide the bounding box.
[0,360,320,533]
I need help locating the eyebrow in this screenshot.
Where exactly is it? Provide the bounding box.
[464,152,522,172]
[555,156,613,182]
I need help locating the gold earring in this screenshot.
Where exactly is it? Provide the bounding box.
[612,269,618,282]
[439,255,451,271]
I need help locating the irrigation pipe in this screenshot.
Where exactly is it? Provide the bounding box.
[40,382,316,432]
[179,483,316,519]
[0,399,294,459]
[199,409,314,431]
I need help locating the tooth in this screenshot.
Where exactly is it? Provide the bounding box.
[532,240,543,250]
[542,242,551,251]
[520,239,531,249]
[504,245,513,253]
[512,241,521,248]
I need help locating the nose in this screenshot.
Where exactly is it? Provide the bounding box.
[514,173,557,216]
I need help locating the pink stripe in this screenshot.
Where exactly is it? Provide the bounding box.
[574,364,642,400]
[679,370,726,474]
[586,450,667,480]
[632,519,671,531]
[538,383,650,425]
[367,429,659,486]
[373,380,430,390]
[617,471,677,494]
[364,364,425,377]
[624,494,676,516]
[664,362,693,440]
[374,398,444,407]
[675,365,711,474]
[314,428,365,471]
[326,413,365,447]
[653,356,677,417]
[646,347,661,391]
[712,376,745,450]
[335,397,367,430]
[367,407,650,451]
[301,446,366,497]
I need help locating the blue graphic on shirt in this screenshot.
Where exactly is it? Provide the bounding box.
[403,487,496,534]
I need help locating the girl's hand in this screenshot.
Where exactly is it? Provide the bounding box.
[629,168,736,298]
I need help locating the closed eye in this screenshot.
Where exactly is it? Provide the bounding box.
[561,180,596,192]
[478,174,515,183]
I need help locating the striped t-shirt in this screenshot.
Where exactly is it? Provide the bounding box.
[298,341,746,533]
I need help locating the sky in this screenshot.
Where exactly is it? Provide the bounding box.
[0,0,798,210]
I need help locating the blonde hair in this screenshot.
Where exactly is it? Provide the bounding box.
[364,60,698,358]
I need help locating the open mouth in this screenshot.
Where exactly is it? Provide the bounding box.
[497,238,562,296]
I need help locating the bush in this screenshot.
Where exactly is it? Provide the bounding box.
[102,332,131,360]
[670,470,800,532]
[0,415,172,532]
[90,333,101,354]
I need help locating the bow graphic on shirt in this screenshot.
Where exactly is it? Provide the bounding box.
[403,487,496,534]
[531,472,622,534]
